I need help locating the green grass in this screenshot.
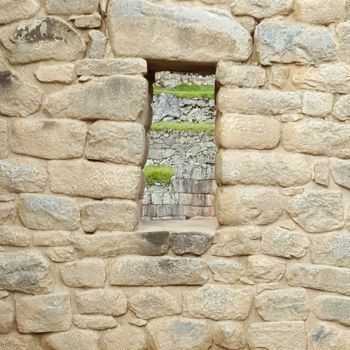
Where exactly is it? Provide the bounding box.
[153,84,215,99]
[144,166,174,186]
[152,122,215,134]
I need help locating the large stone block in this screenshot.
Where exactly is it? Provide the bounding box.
[231,0,293,18]
[287,191,345,233]
[247,255,285,283]
[0,17,85,63]
[287,263,350,296]
[208,259,245,283]
[333,95,350,121]
[100,326,147,350]
[213,321,246,349]
[332,159,350,189]
[0,298,14,333]
[0,334,39,350]
[217,150,311,187]
[302,91,333,118]
[216,186,283,226]
[34,63,75,83]
[46,0,99,14]
[0,226,31,247]
[11,118,87,159]
[147,317,212,350]
[217,88,301,115]
[283,120,350,159]
[170,231,212,255]
[32,230,71,247]
[109,256,208,286]
[44,76,147,121]
[86,121,145,165]
[48,160,142,200]
[337,21,350,64]
[0,251,53,294]
[216,114,280,150]
[16,293,71,333]
[107,0,252,68]
[0,119,7,159]
[0,0,40,24]
[18,194,80,230]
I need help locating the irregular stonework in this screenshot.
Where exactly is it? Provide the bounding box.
[147,317,212,350]
[247,255,285,283]
[73,315,117,330]
[287,191,345,233]
[255,288,309,321]
[213,321,246,349]
[170,231,212,255]
[109,256,208,286]
[208,259,245,283]
[183,284,253,320]
[0,251,53,294]
[0,119,7,159]
[333,95,350,121]
[0,226,31,247]
[0,0,40,24]
[0,17,86,63]
[16,293,71,333]
[34,64,75,83]
[302,91,333,118]
[0,334,39,350]
[0,298,14,333]
[332,159,350,189]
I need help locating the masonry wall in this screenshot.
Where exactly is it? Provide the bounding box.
[0,0,350,349]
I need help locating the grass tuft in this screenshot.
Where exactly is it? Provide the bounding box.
[154,84,215,99]
[144,166,174,186]
[152,122,215,133]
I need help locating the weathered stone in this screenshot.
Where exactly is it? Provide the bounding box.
[128,288,181,319]
[73,315,117,330]
[34,64,75,83]
[216,114,280,150]
[247,321,307,350]
[314,160,330,187]
[47,247,75,263]
[208,259,245,283]
[0,71,42,117]
[0,298,14,333]
[16,293,71,333]
[0,334,38,350]
[147,317,212,350]
[217,150,310,187]
[270,65,290,88]
[255,288,309,321]
[302,91,333,118]
[287,191,345,233]
[18,194,80,230]
[0,251,52,294]
[87,30,106,59]
[311,232,350,268]
[332,159,350,189]
[256,20,337,65]
[0,158,47,195]
[183,284,253,320]
[46,0,99,14]
[295,0,347,24]
[75,289,127,316]
[337,21,350,64]
[86,121,145,165]
[0,201,16,224]
[44,76,147,121]
[49,160,142,200]
[217,88,301,115]
[334,95,350,121]
[70,231,169,257]
[283,120,350,159]
[0,17,85,63]
[108,0,252,68]
[247,255,285,282]
[212,226,261,256]
[61,259,105,288]
[43,329,99,350]
[231,0,293,18]
[100,326,147,350]
[216,186,283,226]
[236,15,256,33]
[0,119,7,159]
[70,13,101,28]
[109,256,208,286]
[216,62,266,87]
[76,58,147,76]
[287,263,350,296]
[32,231,71,247]
[261,227,309,259]
[0,226,31,247]
[170,231,212,255]
[0,0,40,24]
[213,321,246,350]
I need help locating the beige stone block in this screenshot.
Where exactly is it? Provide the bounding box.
[287,190,345,233]
[261,227,309,259]
[128,287,181,320]
[270,65,290,88]
[16,293,71,333]
[236,15,256,33]
[217,88,301,115]
[34,64,75,83]
[46,246,75,263]
[70,12,101,28]
[231,0,293,18]
[217,114,280,150]
[0,119,7,159]
[283,120,350,159]
[216,62,266,87]
[334,95,350,121]
[216,186,283,226]
[337,21,350,64]
[247,255,285,283]
[61,258,105,288]
[86,121,145,165]
[302,91,333,118]
[247,321,307,350]
[311,232,350,268]
[213,321,246,349]
[208,259,245,283]
[100,326,147,350]
[49,160,142,200]
[44,76,147,121]
[286,263,350,296]
[109,256,208,286]
[32,231,71,247]
[255,288,309,321]
[46,0,99,14]
[0,226,31,247]
[0,334,39,350]
[0,298,14,333]
[147,317,212,350]
[73,315,117,330]
[0,0,40,24]
[18,194,80,231]
[314,160,330,187]
[75,289,127,316]
[332,159,350,189]
[0,201,16,224]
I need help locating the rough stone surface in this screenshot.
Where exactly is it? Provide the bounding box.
[287,191,345,233]
[73,315,117,330]
[0,201,16,224]
[170,231,212,255]
[332,159,350,189]
[314,160,330,186]
[32,231,71,247]
[337,21,350,64]
[87,30,107,59]
[0,334,39,350]
[213,321,246,349]
[208,259,245,283]
[47,247,75,263]
[333,95,350,121]
[247,255,285,282]
[34,64,75,83]
[109,256,208,286]
[302,91,333,118]
[0,226,31,247]
[70,13,101,28]
[16,293,71,333]
[0,298,14,333]
[46,0,99,14]
[0,0,40,24]
[0,119,7,159]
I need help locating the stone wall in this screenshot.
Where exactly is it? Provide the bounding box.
[0,0,350,349]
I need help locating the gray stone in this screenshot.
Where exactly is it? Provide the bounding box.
[332,159,350,189]
[213,321,246,349]
[247,255,285,283]
[100,326,147,350]
[0,0,40,24]
[208,259,245,283]
[170,231,212,255]
[0,298,14,333]
[46,0,99,14]
[231,0,293,18]
[87,30,107,59]
[0,226,31,247]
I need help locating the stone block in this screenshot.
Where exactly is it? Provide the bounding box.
[314,160,330,186]
[0,334,39,350]
[100,326,147,350]
[231,0,293,18]
[0,201,16,224]
[247,255,285,283]
[32,231,71,247]
[0,298,14,333]
[213,321,246,349]
[0,119,7,159]
[332,159,350,189]
[302,91,333,118]
[87,30,106,59]
[73,315,117,330]
[0,226,31,247]
[47,247,75,263]
[337,21,350,64]
[46,0,99,14]
[170,231,212,255]
[34,63,75,83]
[333,95,350,121]
[0,0,40,24]
[70,13,101,28]
[209,259,245,283]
